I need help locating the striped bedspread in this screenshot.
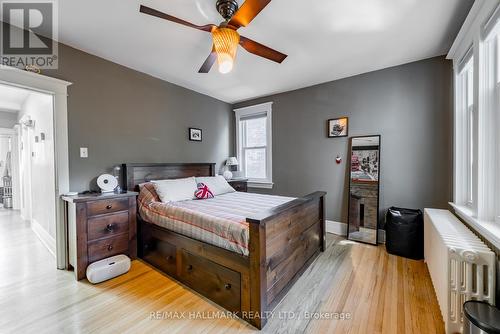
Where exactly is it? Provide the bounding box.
[138,183,295,255]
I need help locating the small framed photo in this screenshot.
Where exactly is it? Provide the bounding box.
[327,117,348,138]
[189,127,202,142]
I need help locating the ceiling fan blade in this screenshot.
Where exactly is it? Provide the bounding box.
[239,36,287,63]
[198,47,217,73]
[228,0,272,29]
[140,5,215,32]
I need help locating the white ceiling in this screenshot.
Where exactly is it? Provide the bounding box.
[0,84,32,113]
[58,0,473,103]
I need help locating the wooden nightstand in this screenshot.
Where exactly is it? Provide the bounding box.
[228,179,248,192]
[62,191,138,280]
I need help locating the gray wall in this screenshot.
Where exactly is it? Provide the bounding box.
[0,111,18,128]
[234,56,453,224]
[43,44,233,191]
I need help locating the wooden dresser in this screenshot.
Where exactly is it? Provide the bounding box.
[62,191,138,280]
[228,179,248,192]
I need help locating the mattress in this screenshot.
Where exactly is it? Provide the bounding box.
[138,183,295,255]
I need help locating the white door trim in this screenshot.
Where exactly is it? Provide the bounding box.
[0,65,72,269]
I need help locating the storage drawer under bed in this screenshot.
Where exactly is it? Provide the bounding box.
[180,249,241,313]
[142,238,177,277]
[142,237,242,313]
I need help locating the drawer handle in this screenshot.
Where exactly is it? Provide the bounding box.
[225,283,232,290]
[166,255,174,261]
[106,224,115,232]
[106,205,113,210]
[107,244,113,251]
[187,264,193,271]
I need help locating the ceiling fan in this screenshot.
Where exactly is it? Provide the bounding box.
[140,0,287,74]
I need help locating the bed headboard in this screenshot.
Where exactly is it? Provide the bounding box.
[121,163,216,191]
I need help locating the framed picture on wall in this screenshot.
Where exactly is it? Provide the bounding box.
[189,128,202,142]
[327,117,348,138]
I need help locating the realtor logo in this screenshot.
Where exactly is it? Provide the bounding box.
[0,0,58,69]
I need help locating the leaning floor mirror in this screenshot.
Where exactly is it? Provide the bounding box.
[347,135,381,245]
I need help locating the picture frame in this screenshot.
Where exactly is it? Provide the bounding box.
[327,117,348,138]
[189,127,202,142]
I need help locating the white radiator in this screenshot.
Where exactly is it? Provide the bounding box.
[424,209,496,334]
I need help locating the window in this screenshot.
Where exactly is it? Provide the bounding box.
[455,54,476,211]
[483,22,500,222]
[457,58,475,207]
[497,36,500,222]
[448,2,500,249]
[234,102,273,188]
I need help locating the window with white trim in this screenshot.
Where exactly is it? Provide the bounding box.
[483,21,500,222]
[457,57,475,208]
[449,2,500,248]
[234,102,273,188]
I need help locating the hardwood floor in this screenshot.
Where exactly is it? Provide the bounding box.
[0,210,444,333]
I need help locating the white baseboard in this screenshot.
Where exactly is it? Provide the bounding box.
[326,220,386,244]
[326,220,348,236]
[31,219,56,257]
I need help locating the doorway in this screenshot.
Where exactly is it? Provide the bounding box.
[0,67,71,269]
[0,83,57,255]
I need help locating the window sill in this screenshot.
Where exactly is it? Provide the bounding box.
[449,202,500,250]
[248,181,274,189]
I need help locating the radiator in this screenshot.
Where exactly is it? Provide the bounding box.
[424,209,496,334]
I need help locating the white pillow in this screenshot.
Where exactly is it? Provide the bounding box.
[195,175,236,196]
[152,177,197,203]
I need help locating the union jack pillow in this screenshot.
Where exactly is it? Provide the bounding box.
[194,182,214,199]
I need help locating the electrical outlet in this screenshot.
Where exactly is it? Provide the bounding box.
[80,147,88,158]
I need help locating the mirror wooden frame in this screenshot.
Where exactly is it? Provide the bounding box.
[346,135,381,245]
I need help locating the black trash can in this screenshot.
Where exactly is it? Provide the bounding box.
[385,207,423,260]
[463,301,500,334]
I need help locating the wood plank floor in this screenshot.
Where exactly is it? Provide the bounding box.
[0,209,444,333]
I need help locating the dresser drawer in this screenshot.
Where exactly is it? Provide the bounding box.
[87,198,129,216]
[87,212,129,241]
[88,234,129,263]
[180,250,241,313]
[142,238,177,276]
[230,181,247,192]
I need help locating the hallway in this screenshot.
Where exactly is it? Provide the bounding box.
[0,208,66,332]
[0,209,56,279]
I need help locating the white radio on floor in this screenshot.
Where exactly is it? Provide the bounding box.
[86,254,131,284]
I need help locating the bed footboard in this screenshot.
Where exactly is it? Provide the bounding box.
[247,191,326,329]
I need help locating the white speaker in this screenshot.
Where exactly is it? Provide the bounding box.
[86,254,131,284]
[97,174,118,193]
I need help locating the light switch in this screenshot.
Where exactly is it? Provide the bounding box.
[80,147,88,158]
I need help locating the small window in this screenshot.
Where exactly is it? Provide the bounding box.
[234,102,273,188]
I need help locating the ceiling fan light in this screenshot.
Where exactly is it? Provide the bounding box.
[218,54,234,74]
[212,27,239,74]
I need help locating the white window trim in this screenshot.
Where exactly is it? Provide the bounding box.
[447,0,500,249]
[234,102,273,189]
[450,202,500,249]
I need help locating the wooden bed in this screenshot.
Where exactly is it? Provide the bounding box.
[122,163,326,329]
